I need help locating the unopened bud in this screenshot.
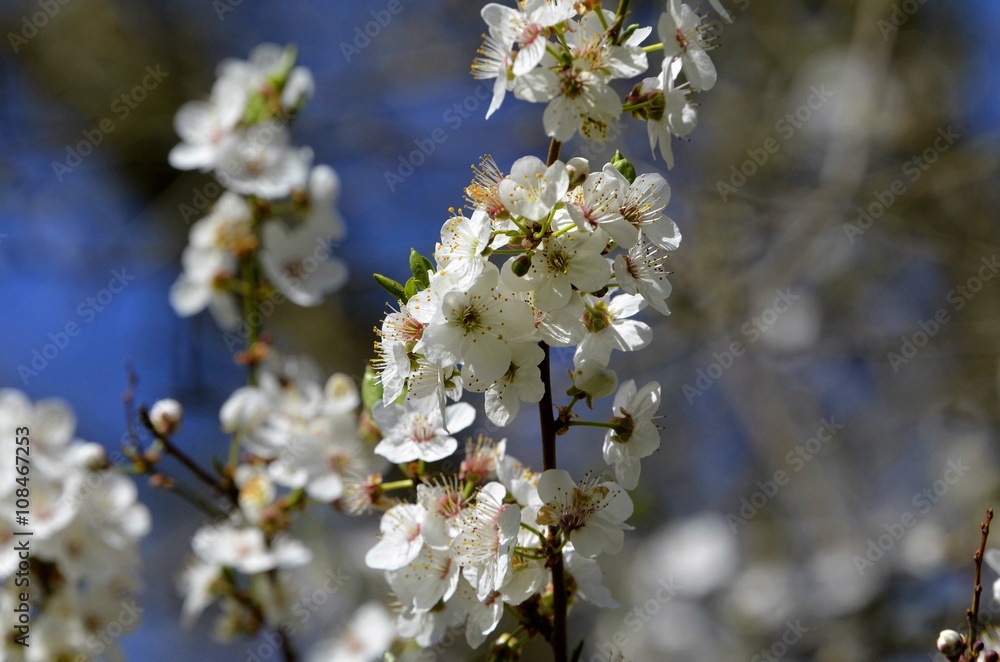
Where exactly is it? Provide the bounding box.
[571,359,618,399]
[488,632,521,661]
[150,399,183,437]
[983,649,999,662]
[565,157,590,189]
[936,630,966,659]
[511,254,532,277]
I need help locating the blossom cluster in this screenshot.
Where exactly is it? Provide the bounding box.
[358,0,725,654]
[373,150,669,487]
[168,43,347,330]
[474,0,720,166]
[0,390,150,661]
[158,46,397,659]
[365,437,627,649]
[363,148,668,650]
[174,353,388,645]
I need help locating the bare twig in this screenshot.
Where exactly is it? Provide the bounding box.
[967,508,994,652]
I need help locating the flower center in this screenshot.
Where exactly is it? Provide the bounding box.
[458,305,481,332]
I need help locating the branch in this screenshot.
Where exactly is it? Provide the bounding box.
[967,508,994,650]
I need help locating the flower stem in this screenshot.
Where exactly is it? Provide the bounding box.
[566,420,619,430]
[611,0,632,43]
[641,42,664,52]
[380,479,415,491]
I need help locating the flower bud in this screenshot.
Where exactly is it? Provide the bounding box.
[936,630,966,659]
[76,442,108,471]
[150,399,183,437]
[571,359,618,399]
[488,632,521,661]
[984,650,999,662]
[565,157,590,189]
[220,387,269,434]
[511,254,533,278]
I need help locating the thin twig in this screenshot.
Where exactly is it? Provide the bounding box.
[139,407,238,504]
[968,508,994,649]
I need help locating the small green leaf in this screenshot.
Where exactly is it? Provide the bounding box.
[611,150,637,184]
[374,273,406,301]
[404,277,419,301]
[619,23,639,43]
[409,248,434,290]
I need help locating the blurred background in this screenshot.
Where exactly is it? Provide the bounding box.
[1,0,999,660]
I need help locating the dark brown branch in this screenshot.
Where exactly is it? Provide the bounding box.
[967,508,994,651]
[540,135,567,662]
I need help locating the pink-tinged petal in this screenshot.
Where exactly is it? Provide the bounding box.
[513,36,547,76]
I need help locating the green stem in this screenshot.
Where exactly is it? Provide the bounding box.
[520,522,549,547]
[642,42,664,52]
[566,420,619,430]
[611,0,632,43]
[381,479,415,491]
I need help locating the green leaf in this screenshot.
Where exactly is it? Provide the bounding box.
[374,273,406,301]
[404,277,419,301]
[611,150,637,184]
[409,248,434,290]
